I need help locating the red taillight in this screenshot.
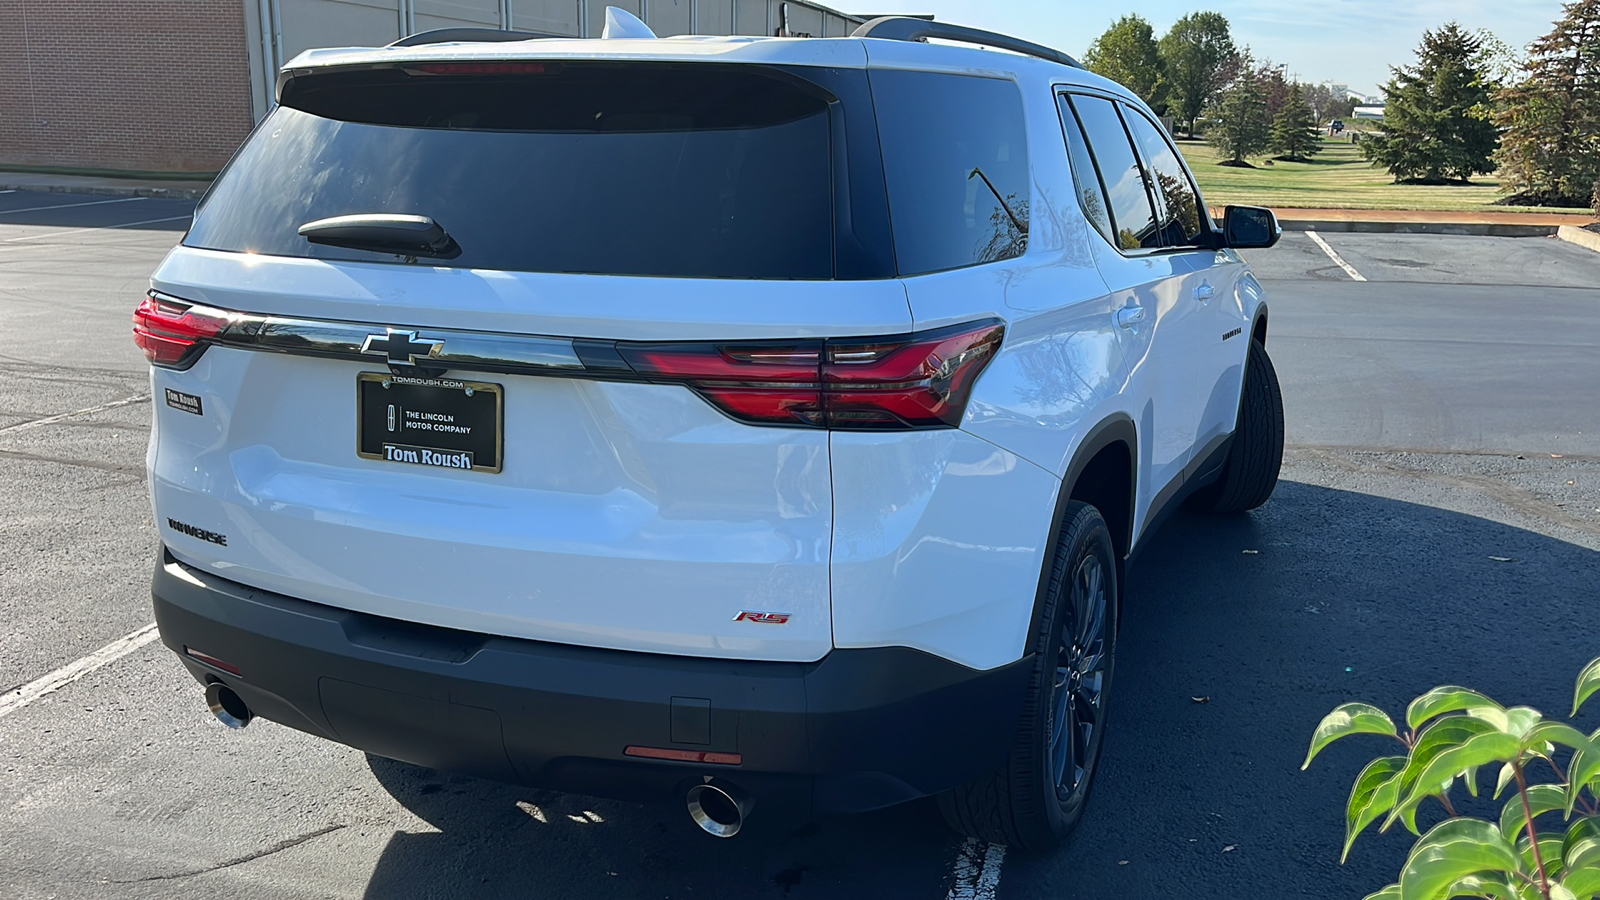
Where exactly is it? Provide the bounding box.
[133,293,229,369]
[617,321,1003,430]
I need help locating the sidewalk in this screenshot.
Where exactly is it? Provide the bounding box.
[0,170,210,200]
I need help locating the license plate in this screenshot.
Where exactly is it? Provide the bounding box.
[357,373,503,473]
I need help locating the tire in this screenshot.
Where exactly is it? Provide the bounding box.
[938,501,1118,851]
[1192,339,1284,514]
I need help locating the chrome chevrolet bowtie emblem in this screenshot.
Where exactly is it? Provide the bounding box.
[361,329,443,365]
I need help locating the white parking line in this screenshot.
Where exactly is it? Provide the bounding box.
[946,837,1006,900]
[0,196,146,216]
[1306,231,1367,282]
[0,393,150,434]
[0,623,160,721]
[0,214,192,247]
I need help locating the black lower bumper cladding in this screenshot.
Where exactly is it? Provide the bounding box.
[151,550,1029,818]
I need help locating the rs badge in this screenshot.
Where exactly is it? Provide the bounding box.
[733,611,791,625]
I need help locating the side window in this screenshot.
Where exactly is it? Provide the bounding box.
[870,69,1030,275]
[1057,94,1116,249]
[1121,107,1207,248]
[1069,95,1160,252]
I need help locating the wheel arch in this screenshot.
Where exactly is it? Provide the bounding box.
[1023,413,1136,656]
[1251,302,1269,347]
[1060,415,1137,561]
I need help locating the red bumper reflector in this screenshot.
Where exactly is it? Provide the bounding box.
[625,746,743,765]
[183,647,242,676]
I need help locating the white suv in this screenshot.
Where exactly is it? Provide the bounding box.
[140,11,1283,849]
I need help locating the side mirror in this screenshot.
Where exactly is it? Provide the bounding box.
[1220,206,1281,249]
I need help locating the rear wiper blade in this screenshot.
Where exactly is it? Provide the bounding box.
[298,213,461,260]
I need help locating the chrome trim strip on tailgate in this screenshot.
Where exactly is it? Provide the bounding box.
[153,292,589,376]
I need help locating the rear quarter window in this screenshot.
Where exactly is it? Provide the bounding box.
[868,69,1030,276]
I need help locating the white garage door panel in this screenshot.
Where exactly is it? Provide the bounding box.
[733,0,766,35]
[696,0,732,34]
[511,0,580,35]
[415,0,500,29]
[279,0,401,57]
[648,0,693,36]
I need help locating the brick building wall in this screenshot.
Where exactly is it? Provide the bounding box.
[0,1,255,175]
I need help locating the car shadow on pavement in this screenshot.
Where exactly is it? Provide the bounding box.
[361,753,959,899]
[358,481,1600,900]
[1003,480,1600,899]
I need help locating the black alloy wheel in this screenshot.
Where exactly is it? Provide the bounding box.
[939,500,1118,850]
[1049,551,1109,802]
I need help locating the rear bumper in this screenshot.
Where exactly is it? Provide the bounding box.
[152,550,1029,817]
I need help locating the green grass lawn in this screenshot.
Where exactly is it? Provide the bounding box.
[1178,138,1563,214]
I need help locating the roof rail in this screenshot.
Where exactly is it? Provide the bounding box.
[850,17,1083,69]
[388,27,563,48]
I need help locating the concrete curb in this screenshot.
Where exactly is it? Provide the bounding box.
[1278,219,1561,238]
[1556,224,1600,253]
[0,180,209,200]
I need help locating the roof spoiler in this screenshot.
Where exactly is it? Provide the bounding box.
[388,28,562,48]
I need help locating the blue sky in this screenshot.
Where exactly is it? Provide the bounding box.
[852,0,1564,96]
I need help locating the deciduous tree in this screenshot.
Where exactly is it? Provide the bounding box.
[1255,61,1291,123]
[1160,12,1237,135]
[1083,15,1166,112]
[1495,0,1600,207]
[1303,82,1355,125]
[1360,23,1499,184]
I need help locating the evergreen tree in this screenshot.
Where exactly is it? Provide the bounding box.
[1272,83,1323,161]
[1208,58,1273,165]
[1160,12,1237,135]
[1083,15,1166,111]
[1360,23,1500,183]
[1495,0,1600,207]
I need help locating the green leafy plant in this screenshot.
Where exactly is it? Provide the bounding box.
[1304,656,1600,900]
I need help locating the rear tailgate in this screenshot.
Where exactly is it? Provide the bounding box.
[147,56,908,662]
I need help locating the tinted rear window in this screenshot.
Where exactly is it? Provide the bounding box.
[186,64,835,280]
[869,70,1030,276]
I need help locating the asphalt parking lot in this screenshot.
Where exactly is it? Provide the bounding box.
[1,190,1597,900]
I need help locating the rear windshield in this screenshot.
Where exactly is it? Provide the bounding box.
[186,63,836,280]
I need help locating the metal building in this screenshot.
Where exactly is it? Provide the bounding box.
[0,1,864,178]
[242,1,867,119]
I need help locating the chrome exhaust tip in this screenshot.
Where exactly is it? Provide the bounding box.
[204,681,253,729]
[686,780,752,838]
